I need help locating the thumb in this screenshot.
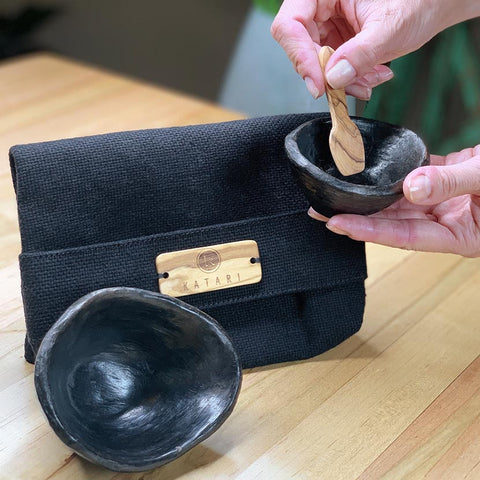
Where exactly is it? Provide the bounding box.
[326,26,393,89]
[404,159,480,205]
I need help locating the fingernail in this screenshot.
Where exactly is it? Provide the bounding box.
[408,174,431,202]
[326,222,349,236]
[379,68,394,81]
[326,59,356,89]
[346,84,371,100]
[307,207,328,221]
[304,77,319,99]
[363,69,394,86]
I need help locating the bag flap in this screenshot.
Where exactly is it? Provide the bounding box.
[10,113,325,253]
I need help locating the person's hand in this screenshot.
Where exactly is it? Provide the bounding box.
[308,146,480,257]
[271,0,474,100]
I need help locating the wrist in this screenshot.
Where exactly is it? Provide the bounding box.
[440,0,480,29]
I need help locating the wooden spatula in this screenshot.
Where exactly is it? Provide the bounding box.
[318,46,365,176]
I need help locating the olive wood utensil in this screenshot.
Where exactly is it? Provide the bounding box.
[318,46,365,176]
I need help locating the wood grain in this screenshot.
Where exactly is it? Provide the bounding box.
[1,53,480,480]
[358,355,480,479]
[319,46,365,176]
[156,240,262,297]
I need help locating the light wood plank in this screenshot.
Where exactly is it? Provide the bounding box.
[358,356,480,479]
[2,53,480,480]
[235,269,480,480]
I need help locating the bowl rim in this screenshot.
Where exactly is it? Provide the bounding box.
[285,116,428,198]
[34,287,242,472]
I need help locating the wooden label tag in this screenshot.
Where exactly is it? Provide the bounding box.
[156,240,262,297]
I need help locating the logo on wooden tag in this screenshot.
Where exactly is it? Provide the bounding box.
[196,249,221,273]
[156,240,262,297]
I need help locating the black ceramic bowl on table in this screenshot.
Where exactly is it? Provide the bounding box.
[34,287,241,472]
[285,114,429,217]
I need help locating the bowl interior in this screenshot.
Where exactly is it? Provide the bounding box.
[295,117,427,188]
[37,289,240,469]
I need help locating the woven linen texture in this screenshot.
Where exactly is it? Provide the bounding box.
[10,113,367,367]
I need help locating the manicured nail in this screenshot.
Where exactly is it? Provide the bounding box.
[326,222,349,236]
[307,207,329,222]
[346,84,371,100]
[408,174,431,202]
[304,77,319,99]
[363,69,394,87]
[379,68,394,81]
[326,59,356,89]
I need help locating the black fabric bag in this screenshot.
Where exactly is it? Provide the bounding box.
[10,113,367,368]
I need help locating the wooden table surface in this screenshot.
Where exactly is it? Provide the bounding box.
[1,54,480,480]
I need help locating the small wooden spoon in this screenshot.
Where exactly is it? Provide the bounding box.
[318,46,365,176]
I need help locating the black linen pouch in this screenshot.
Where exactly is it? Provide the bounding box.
[10,113,367,368]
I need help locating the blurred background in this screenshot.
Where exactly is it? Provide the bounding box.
[1,0,479,154]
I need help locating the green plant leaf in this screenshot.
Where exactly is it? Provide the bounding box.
[436,119,480,154]
[383,51,422,125]
[421,30,455,147]
[253,0,281,15]
[450,23,480,114]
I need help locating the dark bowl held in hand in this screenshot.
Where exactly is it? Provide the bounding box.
[285,115,429,217]
[34,287,242,472]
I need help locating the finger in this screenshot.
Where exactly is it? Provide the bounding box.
[323,16,355,49]
[353,65,394,88]
[370,208,437,221]
[325,26,395,89]
[345,84,371,100]
[308,204,435,224]
[271,2,325,98]
[308,204,433,223]
[376,195,432,214]
[437,145,480,166]
[404,157,480,205]
[325,215,457,253]
[344,65,394,99]
[429,154,446,166]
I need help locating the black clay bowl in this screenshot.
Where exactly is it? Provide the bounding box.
[285,115,429,217]
[34,287,242,472]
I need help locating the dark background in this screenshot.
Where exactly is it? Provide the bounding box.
[0,0,250,101]
[2,1,480,154]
